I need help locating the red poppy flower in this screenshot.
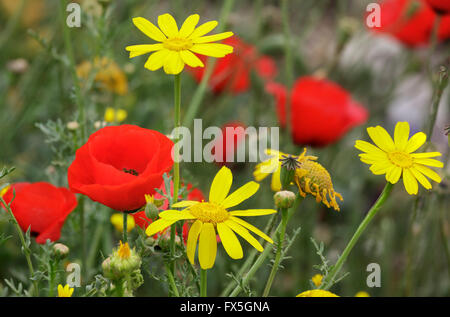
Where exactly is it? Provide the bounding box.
[132,182,205,243]
[187,36,277,94]
[1,182,77,244]
[211,121,247,166]
[266,77,368,147]
[425,0,450,14]
[370,0,450,47]
[68,125,174,212]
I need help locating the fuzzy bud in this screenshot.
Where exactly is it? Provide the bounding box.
[274,190,296,209]
[53,243,69,259]
[103,242,142,280]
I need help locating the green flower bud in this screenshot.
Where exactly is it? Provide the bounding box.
[103,242,142,280]
[53,243,69,259]
[145,203,159,220]
[274,190,296,209]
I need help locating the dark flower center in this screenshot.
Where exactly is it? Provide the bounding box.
[123,168,139,176]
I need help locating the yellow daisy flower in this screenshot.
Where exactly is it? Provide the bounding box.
[126,13,234,75]
[110,213,135,233]
[57,284,74,297]
[296,289,339,297]
[355,122,443,195]
[146,166,276,269]
[104,107,128,123]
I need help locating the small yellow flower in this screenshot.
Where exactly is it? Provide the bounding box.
[110,213,135,233]
[311,274,323,287]
[117,241,131,259]
[104,107,128,123]
[296,289,339,297]
[76,57,128,95]
[126,13,234,74]
[0,185,10,198]
[355,291,370,297]
[146,166,276,269]
[57,284,74,297]
[355,122,443,195]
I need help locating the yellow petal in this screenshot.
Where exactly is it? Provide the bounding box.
[163,51,184,75]
[193,32,234,44]
[386,166,402,184]
[402,168,418,195]
[179,14,200,38]
[409,167,432,190]
[132,17,167,42]
[367,126,396,152]
[413,164,442,183]
[145,218,177,236]
[413,158,444,168]
[209,166,233,204]
[217,222,243,259]
[270,167,282,192]
[411,152,441,158]
[222,181,260,209]
[158,13,179,38]
[229,209,277,217]
[189,43,233,58]
[405,132,426,153]
[179,50,204,68]
[225,220,263,252]
[189,20,218,39]
[229,216,273,244]
[198,223,217,269]
[126,44,163,58]
[144,49,170,71]
[355,140,388,157]
[172,200,200,208]
[186,220,203,265]
[158,210,196,220]
[394,122,410,151]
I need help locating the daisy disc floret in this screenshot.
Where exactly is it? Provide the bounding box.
[126,13,234,75]
[146,166,276,269]
[355,122,443,195]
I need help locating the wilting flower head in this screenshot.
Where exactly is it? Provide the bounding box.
[146,166,276,269]
[370,0,450,47]
[1,182,77,244]
[67,125,174,211]
[126,13,234,75]
[355,121,443,195]
[76,57,128,95]
[266,77,368,147]
[425,0,450,14]
[188,36,277,94]
[57,284,74,297]
[296,289,339,297]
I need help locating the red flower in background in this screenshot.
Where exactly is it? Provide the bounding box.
[211,121,247,167]
[68,125,174,212]
[132,182,205,243]
[425,0,450,14]
[370,0,450,47]
[187,36,277,94]
[266,77,368,147]
[1,182,77,244]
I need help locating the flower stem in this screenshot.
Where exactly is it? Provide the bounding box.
[0,196,39,296]
[122,213,128,243]
[200,269,208,297]
[165,263,180,297]
[320,182,394,290]
[262,208,288,297]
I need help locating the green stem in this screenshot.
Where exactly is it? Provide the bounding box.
[182,0,235,127]
[262,208,288,297]
[281,0,294,88]
[0,196,38,296]
[320,182,394,290]
[165,263,180,297]
[200,269,208,297]
[426,65,448,139]
[122,213,128,243]
[48,260,57,297]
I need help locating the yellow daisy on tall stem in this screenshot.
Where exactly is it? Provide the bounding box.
[146,166,276,297]
[320,121,444,291]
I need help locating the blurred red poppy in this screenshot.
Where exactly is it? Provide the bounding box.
[211,121,247,166]
[1,182,77,244]
[68,125,174,212]
[370,0,450,47]
[425,0,450,14]
[266,77,368,147]
[187,36,277,94]
[132,182,205,243]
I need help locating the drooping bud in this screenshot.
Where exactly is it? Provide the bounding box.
[274,190,296,209]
